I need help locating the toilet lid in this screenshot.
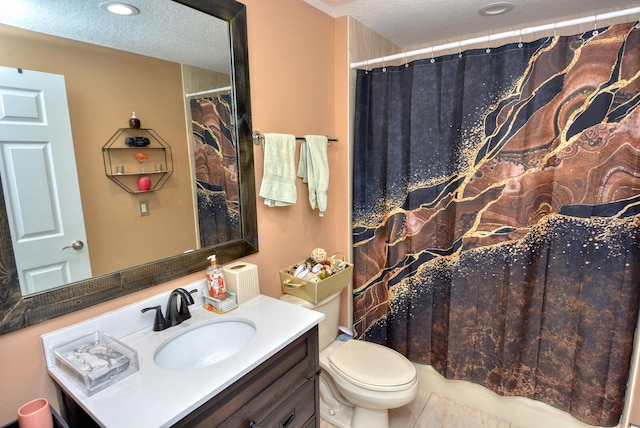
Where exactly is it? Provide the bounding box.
[328,340,416,391]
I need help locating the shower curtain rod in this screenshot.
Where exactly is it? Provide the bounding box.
[185,86,232,98]
[350,6,640,69]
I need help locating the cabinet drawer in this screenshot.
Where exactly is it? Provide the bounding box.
[256,375,317,428]
[175,326,319,427]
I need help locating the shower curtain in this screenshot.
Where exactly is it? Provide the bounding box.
[190,96,241,247]
[352,22,640,426]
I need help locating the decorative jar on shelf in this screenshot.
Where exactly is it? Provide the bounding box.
[129,112,141,129]
[137,176,151,192]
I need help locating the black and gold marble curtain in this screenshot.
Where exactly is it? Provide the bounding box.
[352,22,640,426]
[190,96,241,247]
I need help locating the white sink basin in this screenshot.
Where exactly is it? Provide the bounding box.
[154,318,256,370]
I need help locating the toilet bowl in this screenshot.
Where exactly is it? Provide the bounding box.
[280,291,418,428]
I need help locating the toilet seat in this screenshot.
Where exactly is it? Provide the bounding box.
[328,340,416,392]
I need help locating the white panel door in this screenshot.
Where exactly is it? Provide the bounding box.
[0,66,91,295]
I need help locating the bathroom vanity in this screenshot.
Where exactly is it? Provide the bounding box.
[173,326,319,427]
[41,284,324,428]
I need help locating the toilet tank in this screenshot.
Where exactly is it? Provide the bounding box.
[280,291,341,349]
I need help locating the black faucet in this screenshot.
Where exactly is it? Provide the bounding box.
[141,288,195,331]
[165,288,195,327]
[140,305,167,331]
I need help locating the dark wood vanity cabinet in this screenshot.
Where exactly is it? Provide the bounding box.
[60,326,320,428]
[175,326,320,428]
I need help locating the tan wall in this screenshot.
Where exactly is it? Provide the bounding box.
[239,0,351,315]
[0,0,351,424]
[0,24,197,276]
[182,65,231,95]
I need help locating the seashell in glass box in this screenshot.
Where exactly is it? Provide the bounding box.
[51,331,139,396]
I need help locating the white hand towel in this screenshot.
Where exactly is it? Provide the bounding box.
[298,135,329,216]
[259,133,297,206]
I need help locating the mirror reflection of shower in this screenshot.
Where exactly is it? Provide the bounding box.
[186,82,241,248]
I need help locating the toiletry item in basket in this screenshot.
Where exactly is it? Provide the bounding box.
[207,255,227,299]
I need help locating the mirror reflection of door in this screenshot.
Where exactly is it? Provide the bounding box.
[0,66,91,295]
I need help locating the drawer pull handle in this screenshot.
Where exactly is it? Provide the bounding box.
[280,410,296,428]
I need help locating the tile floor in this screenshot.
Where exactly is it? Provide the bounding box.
[320,388,524,428]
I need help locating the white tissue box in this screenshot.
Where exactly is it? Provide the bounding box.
[52,331,139,396]
[223,261,260,304]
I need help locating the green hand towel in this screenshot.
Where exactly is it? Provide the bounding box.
[298,135,329,216]
[259,133,297,206]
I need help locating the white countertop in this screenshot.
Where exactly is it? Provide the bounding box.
[41,280,323,428]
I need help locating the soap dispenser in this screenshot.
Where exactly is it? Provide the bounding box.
[207,255,227,299]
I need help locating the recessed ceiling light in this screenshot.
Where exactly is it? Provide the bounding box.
[478,2,514,16]
[0,2,27,20]
[100,2,140,16]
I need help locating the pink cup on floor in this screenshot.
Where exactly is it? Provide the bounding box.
[17,398,53,428]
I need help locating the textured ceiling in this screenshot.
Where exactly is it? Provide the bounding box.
[0,0,230,73]
[3,0,640,72]
[303,0,640,48]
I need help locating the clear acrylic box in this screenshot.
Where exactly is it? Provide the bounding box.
[52,331,139,396]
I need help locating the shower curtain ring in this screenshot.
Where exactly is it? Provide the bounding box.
[486,34,491,53]
[430,47,435,63]
[382,56,386,72]
[518,29,523,48]
[593,15,599,36]
[458,41,462,58]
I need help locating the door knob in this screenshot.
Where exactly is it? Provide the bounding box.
[62,240,84,250]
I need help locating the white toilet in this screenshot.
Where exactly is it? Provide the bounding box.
[280,291,418,428]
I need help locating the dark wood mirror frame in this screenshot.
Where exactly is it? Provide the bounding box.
[0,0,257,335]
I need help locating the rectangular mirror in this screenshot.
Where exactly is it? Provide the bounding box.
[0,0,257,335]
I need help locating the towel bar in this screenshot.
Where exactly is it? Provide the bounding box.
[252,130,338,145]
